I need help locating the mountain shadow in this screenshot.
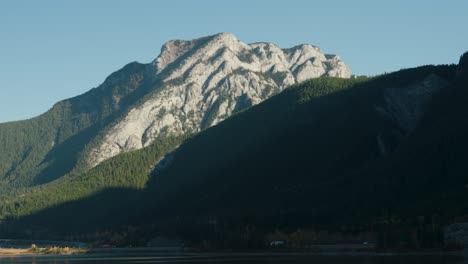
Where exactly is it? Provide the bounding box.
[3,59,468,250]
[0,187,144,240]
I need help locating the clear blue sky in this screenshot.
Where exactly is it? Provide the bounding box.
[1,0,467,123]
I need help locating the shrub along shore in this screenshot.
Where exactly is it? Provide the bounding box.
[0,244,89,255]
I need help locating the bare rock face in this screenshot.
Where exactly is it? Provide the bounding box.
[379,73,448,134]
[375,73,449,155]
[88,33,351,167]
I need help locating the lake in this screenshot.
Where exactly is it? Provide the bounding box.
[0,250,465,264]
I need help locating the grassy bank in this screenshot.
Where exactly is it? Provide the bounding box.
[0,245,89,255]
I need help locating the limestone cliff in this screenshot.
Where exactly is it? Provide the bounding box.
[88,33,351,167]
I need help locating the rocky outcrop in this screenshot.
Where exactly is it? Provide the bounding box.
[88,33,351,167]
[375,73,449,155]
[380,73,448,135]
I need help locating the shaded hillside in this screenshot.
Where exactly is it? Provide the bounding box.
[3,58,466,250]
[0,134,187,219]
[140,64,460,233]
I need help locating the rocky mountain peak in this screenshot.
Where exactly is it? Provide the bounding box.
[154,32,241,75]
[88,33,351,167]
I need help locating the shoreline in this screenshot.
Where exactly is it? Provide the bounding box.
[0,247,464,257]
[0,247,89,256]
[0,248,33,256]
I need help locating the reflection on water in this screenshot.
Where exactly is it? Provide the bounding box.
[0,250,465,264]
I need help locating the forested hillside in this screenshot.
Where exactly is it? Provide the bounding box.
[0,33,351,200]
[0,62,154,191]
[2,54,466,250]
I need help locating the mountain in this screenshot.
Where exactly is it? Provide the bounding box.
[2,53,466,250]
[88,32,351,167]
[0,32,350,192]
[0,62,154,189]
[2,31,465,249]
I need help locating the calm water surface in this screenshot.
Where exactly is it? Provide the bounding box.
[0,249,465,264]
